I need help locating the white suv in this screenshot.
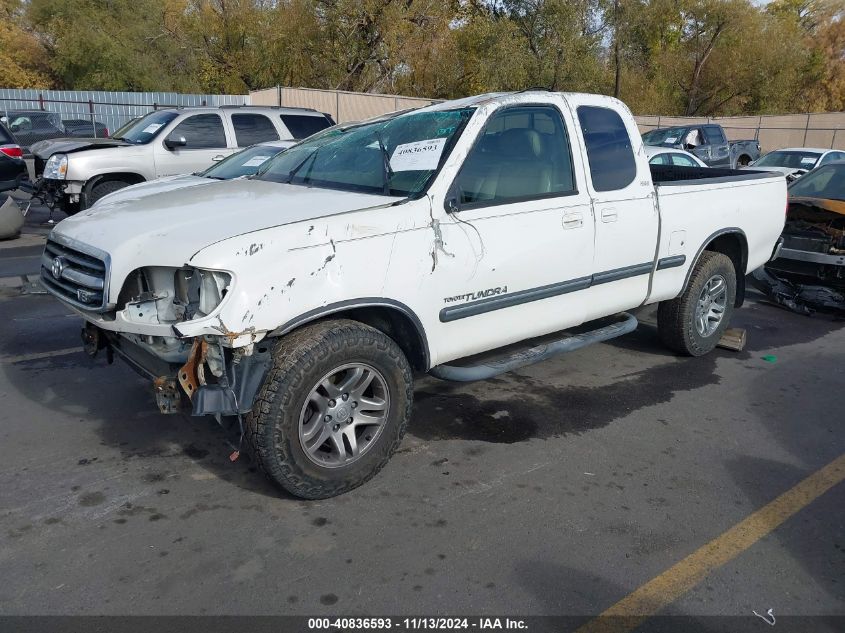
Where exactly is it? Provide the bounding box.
[30,105,334,215]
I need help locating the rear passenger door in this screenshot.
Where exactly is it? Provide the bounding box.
[230,113,280,147]
[154,113,233,177]
[574,103,658,320]
[701,125,730,167]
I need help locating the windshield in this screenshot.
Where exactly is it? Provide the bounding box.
[257,107,475,197]
[112,111,178,144]
[201,144,286,179]
[756,150,821,169]
[642,128,686,146]
[788,164,845,201]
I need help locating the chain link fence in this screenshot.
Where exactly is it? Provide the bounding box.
[0,89,248,153]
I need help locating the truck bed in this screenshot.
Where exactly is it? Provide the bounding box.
[650,164,774,185]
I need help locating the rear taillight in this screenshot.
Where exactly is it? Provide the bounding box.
[104,128,109,137]
[0,146,23,158]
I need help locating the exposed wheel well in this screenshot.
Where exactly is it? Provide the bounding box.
[273,303,430,372]
[736,154,752,167]
[82,172,145,207]
[702,231,748,307]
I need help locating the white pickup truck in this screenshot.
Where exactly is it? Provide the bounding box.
[41,92,786,498]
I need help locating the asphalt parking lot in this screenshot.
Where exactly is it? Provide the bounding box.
[1,202,843,630]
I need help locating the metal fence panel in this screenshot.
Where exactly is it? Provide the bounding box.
[634,112,845,153]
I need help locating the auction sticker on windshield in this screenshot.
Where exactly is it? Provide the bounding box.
[143,123,164,134]
[243,156,272,167]
[390,138,446,172]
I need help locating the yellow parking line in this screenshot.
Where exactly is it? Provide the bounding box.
[576,452,845,633]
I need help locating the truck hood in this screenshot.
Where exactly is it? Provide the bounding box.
[30,137,130,159]
[92,174,212,207]
[788,196,845,217]
[52,178,399,269]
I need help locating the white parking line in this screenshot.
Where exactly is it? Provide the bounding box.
[1,347,83,364]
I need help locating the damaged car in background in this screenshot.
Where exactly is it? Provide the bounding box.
[753,161,845,313]
[40,91,786,499]
[743,147,845,182]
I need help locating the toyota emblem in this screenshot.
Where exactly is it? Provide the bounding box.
[51,256,66,280]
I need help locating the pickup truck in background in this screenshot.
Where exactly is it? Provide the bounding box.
[62,119,110,139]
[642,123,760,169]
[40,92,786,499]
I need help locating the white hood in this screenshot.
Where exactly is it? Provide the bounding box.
[52,179,399,285]
[92,174,211,207]
[742,165,808,178]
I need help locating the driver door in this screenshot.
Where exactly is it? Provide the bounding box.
[423,102,596,362]
[153,113,234,178]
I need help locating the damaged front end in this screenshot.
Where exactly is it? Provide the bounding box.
[82,321,273,417]
[52,255,272,417]
[754,198,845,314]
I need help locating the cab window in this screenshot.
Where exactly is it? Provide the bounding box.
[577,106,636,192]
[232,114,279,146]
[168,114,227,149]
[453,105,575,207]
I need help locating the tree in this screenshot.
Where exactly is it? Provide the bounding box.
[0,0,51,88]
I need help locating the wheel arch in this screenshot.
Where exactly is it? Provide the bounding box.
[682,228,748,308]
[269,299,431,371]
[82,172,146,207]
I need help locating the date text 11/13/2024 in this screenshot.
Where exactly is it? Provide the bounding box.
[307,617,528,630]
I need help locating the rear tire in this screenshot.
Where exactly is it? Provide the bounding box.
[87,180,131,208]
[658,251,736,356]
[247,319,413,499]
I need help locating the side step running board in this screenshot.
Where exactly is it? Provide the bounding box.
[429,312,638,382]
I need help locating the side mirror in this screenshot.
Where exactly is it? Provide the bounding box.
[444,196,459,213]
[164,136,187,150]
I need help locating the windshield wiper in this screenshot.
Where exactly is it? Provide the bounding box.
[284,149,318,184]
[375,132,393,195]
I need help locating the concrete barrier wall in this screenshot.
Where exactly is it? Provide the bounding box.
[250,86,439,123]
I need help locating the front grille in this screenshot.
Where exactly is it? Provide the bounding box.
[40,238,109,311]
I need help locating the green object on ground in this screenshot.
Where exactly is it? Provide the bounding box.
[762,355,777,363]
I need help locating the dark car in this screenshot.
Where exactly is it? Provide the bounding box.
[62,119,110,138]
[642,123,760,169]
[0,110,66,153]
[752,161,845,313]
[0,122,28,193]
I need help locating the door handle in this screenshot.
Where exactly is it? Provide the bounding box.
[212,154,225,162]
[601,208,617,223]
[562,212,583,229]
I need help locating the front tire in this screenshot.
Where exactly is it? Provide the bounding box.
[247,319,413,499]
[87,180,131,208]
[658,252,736,356]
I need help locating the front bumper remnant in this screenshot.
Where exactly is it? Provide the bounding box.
[82,323,273,416]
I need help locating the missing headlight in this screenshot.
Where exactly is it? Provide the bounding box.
[118,266,232,325]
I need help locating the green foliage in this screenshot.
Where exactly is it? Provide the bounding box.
[9,0,845,114]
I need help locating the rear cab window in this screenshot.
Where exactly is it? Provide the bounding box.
[231,113,280,146]
[280,114,333,141]
[703,125,726,144]
[577,106,637,192]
